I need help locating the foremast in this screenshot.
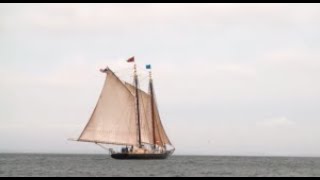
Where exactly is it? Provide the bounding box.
[134,64,142,148]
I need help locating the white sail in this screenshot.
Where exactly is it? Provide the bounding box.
[78,70,138,146]
[153,99,172,146]
[125,83,154,145]
[125,82,172,146]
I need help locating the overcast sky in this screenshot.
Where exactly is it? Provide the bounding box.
[1,3,320,156]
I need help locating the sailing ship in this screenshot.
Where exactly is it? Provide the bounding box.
[75,57,175,160]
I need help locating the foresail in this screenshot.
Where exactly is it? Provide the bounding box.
[125,82,172,147]
[125,83,154,145]
[78,70,138,146]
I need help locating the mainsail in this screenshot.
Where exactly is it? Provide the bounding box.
[78,70,138,146]
[78,68,172,147]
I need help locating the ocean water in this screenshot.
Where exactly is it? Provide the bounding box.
[0,154,320,177]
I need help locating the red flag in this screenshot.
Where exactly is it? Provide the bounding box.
[127,57,135,63]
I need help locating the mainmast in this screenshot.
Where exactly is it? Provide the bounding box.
[134,64,142,148]
[150,72,157,149]
[147,65,157,149]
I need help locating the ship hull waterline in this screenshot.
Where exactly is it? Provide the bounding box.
[111,151,172,160]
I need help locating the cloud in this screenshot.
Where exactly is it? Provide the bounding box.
[3,4,320,32]
[258,117,296,128]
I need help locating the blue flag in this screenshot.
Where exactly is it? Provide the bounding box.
[146,64,151,69]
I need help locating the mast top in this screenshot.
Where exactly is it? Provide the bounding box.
[134,63,137,76]
[146,64,152,79]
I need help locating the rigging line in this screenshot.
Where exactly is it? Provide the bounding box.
[80,139,135,146]
[113,68,134,77]
[115,65,148,74]
[112,66,148,80]
[126,76,149,86]
[122,70,148,80]
[137,78,149,90]
[139,76,149,82]
[113,67,132,73]
[114,70,132,75]
[96,143,111,152]
[136,66,151,75]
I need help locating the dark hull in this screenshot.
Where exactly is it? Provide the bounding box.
[111,151,171,160]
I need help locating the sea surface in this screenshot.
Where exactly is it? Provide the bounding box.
[0,154,320,177]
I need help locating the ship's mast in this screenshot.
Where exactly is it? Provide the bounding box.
[134,64,142,148]
[149,70,157,149]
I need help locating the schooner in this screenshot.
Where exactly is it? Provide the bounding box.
[75,57,175,160]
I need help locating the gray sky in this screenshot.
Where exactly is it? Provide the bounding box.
[1,3,320,156]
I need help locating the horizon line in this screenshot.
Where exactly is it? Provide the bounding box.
[1,152,320,158]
